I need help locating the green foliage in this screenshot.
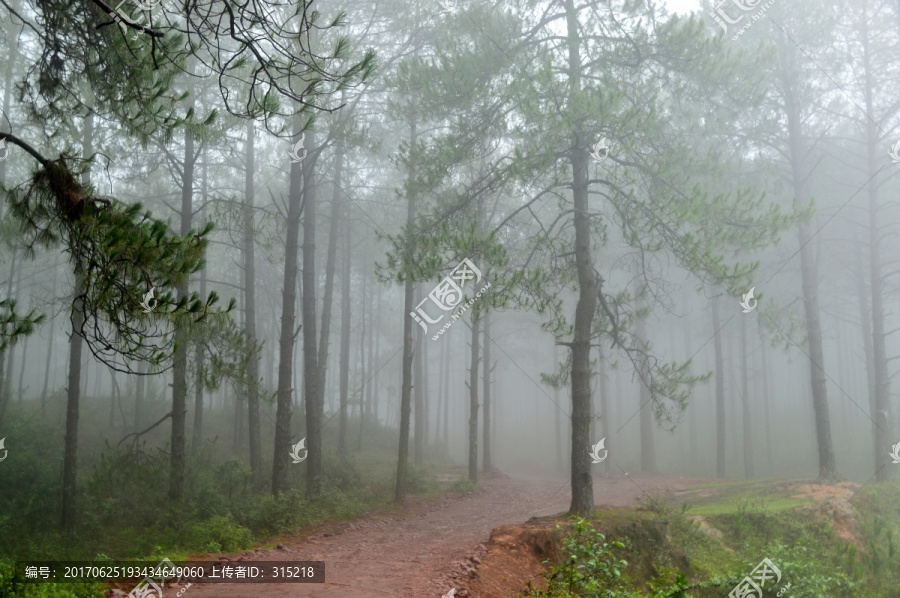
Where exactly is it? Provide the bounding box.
[523,517,629,597]
[0,299,45,353]
[7,158,231,373]
[190,515,253,553]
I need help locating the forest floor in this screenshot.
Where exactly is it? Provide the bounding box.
[124,470,714,598]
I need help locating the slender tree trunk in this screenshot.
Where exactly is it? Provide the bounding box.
[564,0,595,516]
[760,334,773,472]
[169,114,195,502]
[853,228,879,469]
[191,154,209,455]
[442,332,450,449]
[16,334,28,401]
[482,312,492,472]
[414,287,425,464]
[301,130,324,496]
[0,0,20,211]
[272,123,305,495]
[395,96,418,503]
[242,121,262,479]
[712,294,726,478]
[740,314,754,478]
[636,309,657,473]
[134,361,145,432]
[860,25,892,478]
[598,348,611,473]
[62,109,93,528]
[337,144,352,456]
[356,271,367,451]
[468,314,481,482]
[40,255,59,417]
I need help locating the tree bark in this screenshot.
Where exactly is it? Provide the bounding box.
[301,130,324,496]
[468,314,481,482]
[712,294,726,478]
[635,307,657,473]
[395,96,418,503]
[860,19,892,478]
[414,286,425,464]
[564,0,596,517]
[243,121,262,479]
[272,123,305,495]
[482,311,492,472]
[62,109,93,529]
[191,152,208,455]
[338,140,352,456]
[740,313,754,478]
[782,69,837,479]
[169,115,195,502]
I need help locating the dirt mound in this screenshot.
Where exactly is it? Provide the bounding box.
[461,517,561,598]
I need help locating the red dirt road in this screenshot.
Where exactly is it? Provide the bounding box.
[173,471,700,598]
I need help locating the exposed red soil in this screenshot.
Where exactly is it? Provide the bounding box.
[110,471,703,598]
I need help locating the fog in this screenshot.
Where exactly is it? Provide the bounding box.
[0,0,898,596]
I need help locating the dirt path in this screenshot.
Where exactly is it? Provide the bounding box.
[174,471,700,598]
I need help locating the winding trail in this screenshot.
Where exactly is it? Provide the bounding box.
[177,471,699,598]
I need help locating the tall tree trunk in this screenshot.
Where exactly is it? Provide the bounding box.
[414,288,425,464]
[760,333,773,472]
[0,0,20,212]
[356,271,368,451]
[853,228,879,469]
[564,0,596,517]
[134,361,145,432]
[272,123,305,494]
[62,109,93,528]
[482,311,492,472]
[740,314,754,478]
[636,309,657,473]
[598,348,611,473]
[8,264,23,401]
[169,113,195,502]
[467,314,481,482]
[317,132,342,457]
[860,23,892,478]
[712,294,726,478]
[782,72,837,479]
[243,121,262,479]
[442,331,450,449]
[301,131,324,496]
[395,96,418,503]
[40,255,60,414]
[191,153,209,455]
[337,144,352,456]
[16,334,28,401]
